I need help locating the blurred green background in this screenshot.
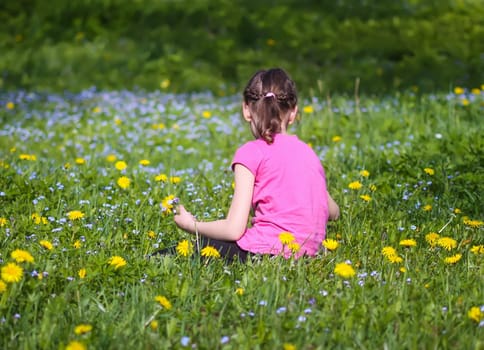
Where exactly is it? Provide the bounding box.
[1,0,483,94]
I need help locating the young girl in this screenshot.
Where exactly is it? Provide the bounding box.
[173,68,339,261]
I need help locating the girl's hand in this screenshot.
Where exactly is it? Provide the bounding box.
[173,205,197,233]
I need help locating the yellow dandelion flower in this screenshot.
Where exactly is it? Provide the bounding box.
[471,88,480,95]
[322,239,339,251]
[303,105,314,113]
[161,194,176,214]
[463,218,483,228]
[108,256,127,269]
[117,176,131,189]
[468,306,483,323]
[170,176,181,184]
[114,117,122,125]
[425,232,440,246]
[78,268,86,279]
[369,184,377,192]
[279,231,295,245]
[1,262,23,283]
[235,288,244,296]
[454,208,462,214]
[73,240,82,249]
[155,295,172,310]
[176,240,194,257]
[0,217,7,227]
[360,194,371,202]
[0,280,7,293]
[359,170,370,177]
[201,246,221,258]
[150,320,159,330]
[65,340,86,350]
[399,239,417,247]
[74,324,92,335]
[6,101,15,109]
[423,204,432,211]
[202,110,212,118]
[11,249,34,263]
[399,267,407,273]
[453,87,464,95]
[388,255,403,263]
[332,135,342,142]
[424,168,434,176]
[115,160,127,171]
[40,240,53,250]
[147,230,156,239]
[382,246,397,258]
[334,262,356,279]
[348,181,362,190]
[139,159,150,166]
[106,154,117,162]
[152,123,166,130]
[461,98,470,106]
[160,79,170,89]
[92,106,101,113]
[470,245,484,255]
[67,210,84,221]
[444,254,462,264]
[19,154,36,161]
[288,241,301,253]
[31,213,48,225]
[75,157,86,165]
[283,343,296,350]
[437,237,457,250]
[155,173,168,182]
[64,162,71,169]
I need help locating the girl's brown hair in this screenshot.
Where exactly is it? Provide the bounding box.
[243,68,298,144]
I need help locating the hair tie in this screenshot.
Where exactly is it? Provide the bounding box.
[264,92,276,98]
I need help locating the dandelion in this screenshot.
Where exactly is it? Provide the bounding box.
[155,173,168,182]
[369,184,377,192]
[202,110,212,118]
[287,241,301,253]
[11,249,34,263]
[67,210,84,221]
[470,245,484,255]
[424,168,435,176]
[334,262,356,279]
[160,79,170,89]
[78,268,86,279]
[75,158,86,165]
[279,231,295,245]
[19,154,36,161]
[0,280,7,293]
[147,230,156,239]
[139,159,150,166]
[303,105,314,113]
[471,88,481,95]
[108,256,127,269]
[454,208,462,214]
[382,246,403,263]
[437,237,457,250]
[360,194,371,202]
[1,262,23,283]
[176,240,194,257]
[444,254,462,265]
[106,154,117,162]
[170,176,181,184]
[150,320,159,330]
[453,87,464,95]
[65,340,86,350]
[400,267,407,273]
[423,204,432,211]
[332,135,342,142]
[463,218,483,228]
[468,306,483,323]
[155,295,172,310]
[32,213,48,225]
[359,170,370,177]
[201,246,221,258]
[117,176,131,189]
[399,239,417,247]
[6,101,15,109]
[161,194,176,214]
[235,288,244,296]
[461,98,470,106]
[73,240,82,249]
[348,181,362,190]
[74,324,92,335]
[322,239,339,251]
[425,232,440,246]
[115,161,127,171]
[0,217,8,227]
[39,240,53,250]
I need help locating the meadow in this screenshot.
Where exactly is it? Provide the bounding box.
[0,85,483,349]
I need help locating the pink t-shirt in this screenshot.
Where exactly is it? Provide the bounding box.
[232,133,329,258]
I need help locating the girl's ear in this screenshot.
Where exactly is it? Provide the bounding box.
[287,106,298,125]
[242,103,252,122]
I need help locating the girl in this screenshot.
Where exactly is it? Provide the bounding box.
[173,68,339,261]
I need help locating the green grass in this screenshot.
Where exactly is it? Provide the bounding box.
[0,86,483,349]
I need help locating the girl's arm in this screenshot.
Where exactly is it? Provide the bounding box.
[174,164,254,241]
[327,191,340,221]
